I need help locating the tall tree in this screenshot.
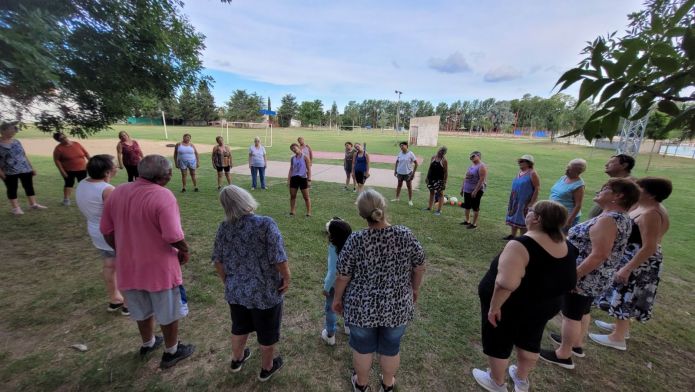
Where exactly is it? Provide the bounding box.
[297,100,324,126]
[225,90,263,122]
[554,0,695,141]
[277,94,298,127]
[178,86,197,122]
[195,80,217,122]
[0,0,208,136]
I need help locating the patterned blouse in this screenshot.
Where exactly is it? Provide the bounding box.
[568,210,631,297]
[337,225,426,328]
[211,214,288,309]
[0,139,32,175]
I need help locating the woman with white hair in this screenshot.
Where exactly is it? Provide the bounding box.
[549,158,587,230]
[332,189,426,392]
[212,185,290,382]
[248,137,267,190]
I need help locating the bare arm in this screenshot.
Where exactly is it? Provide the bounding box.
[53,148,67,177]
[576,216,617,279]
[529,170,541,206]
[228,147,233,167]
[213,261,225,283]
[170,239,190,265]
[307,144,313,162]
[211,146,218,167]
[411,264,426,303]
[615,211,661,283]
[567,186,585,228]
[305,155,312,181]
[473,164,487,196]
[116,143,124,169]
[173,144,179,168]
[332,274,351,314]
[276,261,291,294]
[488,241,529,326]
[442,158,448,185]
[193,144,200,168]
[365,153,370,176]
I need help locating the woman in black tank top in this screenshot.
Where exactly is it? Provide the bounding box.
[473,200,577,392]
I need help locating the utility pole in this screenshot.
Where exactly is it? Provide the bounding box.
[394,90,402,131]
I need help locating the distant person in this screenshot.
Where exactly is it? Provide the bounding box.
[587,154,635,218]
[351,143,370,196]
[505,154,540,239]
[53,131,90,206]
[392,141,418,206]
[549,159,587,230]
[321,217,353,345]
[343,142,356,192]
[473,201,577,392]
[333,189,426,392]
[424,146,448,215]
[298,136,313,164]
[116,131,144,182]
[461,151,487,229]
[0,121,47,215]
[75,155,128,315]
[248,136,267,190]
[212,136,233,189]
[212,185,290,381]
[287,143,312,216]
[591,177,672,351]
[100,155,195,369]
[540,178,638,370]
[174,133,199,192]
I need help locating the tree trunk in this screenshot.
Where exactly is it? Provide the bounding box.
[645,139,657,172]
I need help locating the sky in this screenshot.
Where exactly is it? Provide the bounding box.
[183,0,645,111]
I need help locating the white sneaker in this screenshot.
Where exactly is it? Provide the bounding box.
[589,333,627,351]
[594,319,630,338]
[29,203,47,209]
[11,207,24,215]
[344,325,350,335]
[408,200,413,206]
[390,198,400,202]
[508,365,529,392]
[321,329,335,346]
[472,368,508,392]
[62,199,71,206]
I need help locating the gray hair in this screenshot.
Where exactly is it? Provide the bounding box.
[219,185,258,222]
[254,136,261,143]
[357,188,387,223]
[568,158,587,173]
[138,155,172,182]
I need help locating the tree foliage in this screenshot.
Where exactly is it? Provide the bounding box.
[297,100,324,127]
[224,90,263,122]
[0,0,207,136]
[555,0,695,141]
[277,94,298,127]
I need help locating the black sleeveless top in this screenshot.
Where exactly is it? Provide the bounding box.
[627,219,642,245]
[426,158,445,181]
[478,236,577,313]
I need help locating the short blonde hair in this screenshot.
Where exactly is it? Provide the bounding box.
[357,189,387,223]
[219,185,258,222]
[568,158,587,173]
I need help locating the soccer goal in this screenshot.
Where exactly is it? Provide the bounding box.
[223,121,273,147]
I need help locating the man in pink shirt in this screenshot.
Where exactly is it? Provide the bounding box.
[101,154,194,369]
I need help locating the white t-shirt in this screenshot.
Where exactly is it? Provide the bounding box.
[396,150,417,175]
[76,180,114,251]
[248,145,266,167]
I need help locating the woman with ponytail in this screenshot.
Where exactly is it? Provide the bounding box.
[332,189,426,392]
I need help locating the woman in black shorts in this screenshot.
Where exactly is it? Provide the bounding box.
[474,200,577,392]
[351,143,370,196]
[424,146,448,215]
[212,136,233,189]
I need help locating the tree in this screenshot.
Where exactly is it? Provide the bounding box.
[329,101,339,128]
[225,90,263,122]
[555,0,695,141]
[297,100,323,127]
[178,86,197,122]
[277,94,298,127]
[0,0,208,136]
[195,80,218,122]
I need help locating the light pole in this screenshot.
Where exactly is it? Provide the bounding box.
[394,90,402,131]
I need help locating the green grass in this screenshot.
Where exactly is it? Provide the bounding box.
[1,125,694,391]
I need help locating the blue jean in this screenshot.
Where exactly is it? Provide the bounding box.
[324,288,337,335]
[251,166,266,189]
[348,324,407,356]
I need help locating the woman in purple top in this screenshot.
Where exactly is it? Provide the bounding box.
[505,155,540,240]
[287,143,312,216]
[460,151,488,229]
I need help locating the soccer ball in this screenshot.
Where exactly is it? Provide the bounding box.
[443,196,449,203]
[449,197,458,203]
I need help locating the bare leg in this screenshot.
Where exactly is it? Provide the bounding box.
[225,172,232,185]
[436,193,444,211]
[353,350,373,387]
[217,172,222,188]
[189,169,197,188]
[395,179,403,199]
[181,171,187,190]
[300,188,311,215]
[63,187,72,199]
[515,347,539,381]
[160,320,179,349]
[379,353,401,388]
[556,315,580,358]
[9,198,20,209]
[609,319,630,341]
[136,316,156,343]
[260,344,275,371]
[231,333,249,360]
[102,257,123,304]
[289,187,298,214]
[487,356,508,386]
[427,191,434,209]
[472,210,480,225]
[464,208,471,222]
[579,314,591,347]
[406,180,413,201]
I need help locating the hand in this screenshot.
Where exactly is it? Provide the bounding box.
[460,191,463,197]
[472,190,478,198]
[332,300,344,315]
[393,172,397,177]
[178,250,189,265]
[365,172,370,178]
[196,163,200,168]
[413,289,419,304]
[614,266,632,285]
[278,278,289,294]
[31,170,36,176]
[118,165,124,170]
[487,308,501,327]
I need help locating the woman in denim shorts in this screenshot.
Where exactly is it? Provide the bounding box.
[333,189,426,392]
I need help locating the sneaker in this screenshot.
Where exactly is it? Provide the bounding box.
[508,365,529,392]
[62,199,71,206]
[471,368,508,392]
[408,200,413,206]
[194,187,199,192]
[258,356,284,382]
[351,370,371,392]
[589,333,627,351]
[29,203,47,210]
[467,224,478,229]
[380,374,395,392]
[107,302,123,312]
[390,198,400,202]
[230,347,252,372]
[434,210,441,216]
[139,335,164,357]
[181,188,186,193]
[422,207,431,211]
[160,342,195,369]
[11,207,24,215]
[344,326,351,335]
[539,349,574,369]
[460,221,470,226]
[352,188,356,193]
[120,307,130,316]
[321,329,336,346]
[594,320,630,338]
[549,333,585,357]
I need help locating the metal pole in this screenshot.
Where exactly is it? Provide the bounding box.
[395,90,402,132]
[161,111,168,140]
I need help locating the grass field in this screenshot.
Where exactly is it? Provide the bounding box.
[1,125,694,391]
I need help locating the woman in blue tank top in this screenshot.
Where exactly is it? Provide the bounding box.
[287,143,312,216]
[351,143,370,196]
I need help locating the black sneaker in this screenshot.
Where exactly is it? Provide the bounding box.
[351,370,371,391]
[549,333,585,357]
[467,224,478,229]
[460,221,470,226]
[258,356,284,382]
[107,302,123,312]
[539,349,574,369]
[230,348,252,372]
[139,335,164,357]
[160,342,195,369]
[120,307,130,316]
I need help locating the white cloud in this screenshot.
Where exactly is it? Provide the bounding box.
[427,52,472,74]
[484,66,523,83]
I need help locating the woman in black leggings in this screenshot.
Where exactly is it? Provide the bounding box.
[0,122,47,215]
